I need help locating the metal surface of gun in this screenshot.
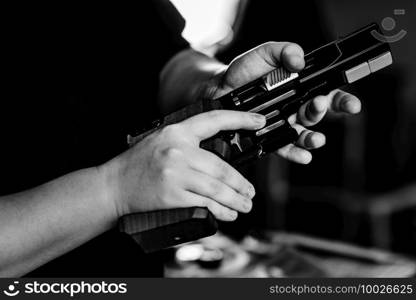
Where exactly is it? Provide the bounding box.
[119,23,393,253]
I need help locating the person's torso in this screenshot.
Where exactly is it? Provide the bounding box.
[1,1,186,276]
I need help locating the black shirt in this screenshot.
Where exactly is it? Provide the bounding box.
[1,1,187,276]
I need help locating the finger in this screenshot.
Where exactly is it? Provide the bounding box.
[276,124,313,164]
[292,124,326,150]
[184,147,255,198]
[296,95,329,127]
[328,89,361,114]
[182,168,253,213]
[181,110,266,142]
[223,42,305,89]
[276,144,312,164]
[279,42,305,72]
[182,191,238,222]
[256,42,305,72]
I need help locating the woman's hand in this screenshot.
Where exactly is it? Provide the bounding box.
[207,42,362,164]
[103,110,266,221]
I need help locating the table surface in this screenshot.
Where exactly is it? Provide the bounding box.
[165,231,416,278]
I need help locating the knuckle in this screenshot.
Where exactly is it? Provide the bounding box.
[163,147,182,160]
[161,124,182,138]
[158,146,183,165]
[207,179,223,197]
[262,41,275,49]
[215,162,229,181]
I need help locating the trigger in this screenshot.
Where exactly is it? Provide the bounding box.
[230,133,243,153]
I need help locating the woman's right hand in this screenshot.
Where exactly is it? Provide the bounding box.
[102,110,266,222]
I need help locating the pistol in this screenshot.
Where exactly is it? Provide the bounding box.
[119,23,393,253]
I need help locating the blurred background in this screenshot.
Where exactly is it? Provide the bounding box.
[165,0,416,276]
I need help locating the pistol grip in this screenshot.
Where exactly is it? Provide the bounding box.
[118,207,218,253]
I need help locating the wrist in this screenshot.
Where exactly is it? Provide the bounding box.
[96,158,124,221]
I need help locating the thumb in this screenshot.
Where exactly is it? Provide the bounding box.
[223,42,305,90]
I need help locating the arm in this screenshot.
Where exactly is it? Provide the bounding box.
[0,167,115,277]
[0,110,263,277]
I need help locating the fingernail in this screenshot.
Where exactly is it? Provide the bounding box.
[229,210,238,220]
[251,113,266,128]
[247,185,256,198]
[243,199,252,212]
[304,152,313,164]
[316,133,326,146]
[314,97,327,112]
[292,54,304,67]
[342,98,361,114]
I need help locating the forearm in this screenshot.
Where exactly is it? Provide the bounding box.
[0,166,116,277]
[158,48,226,113]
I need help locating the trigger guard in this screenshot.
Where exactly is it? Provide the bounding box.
[200,137,232,161]
[261,121,299,153]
